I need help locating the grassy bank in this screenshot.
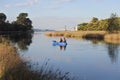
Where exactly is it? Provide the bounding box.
[45,31,120,44]
[45,31,106,38]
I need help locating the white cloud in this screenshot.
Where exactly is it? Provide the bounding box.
[4,0,40,8]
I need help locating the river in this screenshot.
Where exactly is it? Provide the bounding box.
[18,32,120,80]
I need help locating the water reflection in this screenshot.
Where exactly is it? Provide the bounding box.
[91,39,120,63]
[81,39,120,63]
[0,32,33,51]
[107,43,119,63]
[91,39,102,44]
[53,43,67,51]
[59,45,67,50]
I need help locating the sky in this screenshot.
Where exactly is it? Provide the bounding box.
[0,0,120,30]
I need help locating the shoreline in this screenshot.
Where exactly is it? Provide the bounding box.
[45,31,120,44]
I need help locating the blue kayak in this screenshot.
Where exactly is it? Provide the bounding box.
[52,40,67,46]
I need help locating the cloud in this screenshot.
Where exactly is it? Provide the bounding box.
[3,0,40,8]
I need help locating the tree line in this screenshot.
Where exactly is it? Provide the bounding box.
[0,13,33,31]
[77,13,120,32]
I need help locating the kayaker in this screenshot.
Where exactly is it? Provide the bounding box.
[59,37,63,42]
[63,37,66,43]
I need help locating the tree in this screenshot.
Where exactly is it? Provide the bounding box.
[16,13,28,25]
[91,17,98,23]
[107,13,120,32]
[15,13,33,30]
[77,13,120,31]
[77,23,88,30]
[24,18,32,30]
[0,13,6,24]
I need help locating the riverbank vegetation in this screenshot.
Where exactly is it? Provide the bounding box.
[77,13,120,32]
[0,13,33,31]
[45,31,120,44]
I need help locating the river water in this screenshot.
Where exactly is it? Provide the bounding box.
[20,32,120,80]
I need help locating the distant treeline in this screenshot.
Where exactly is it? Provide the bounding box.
[0,13,33,31]
[77,13,120,32]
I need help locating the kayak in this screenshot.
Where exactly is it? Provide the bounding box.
[52,40,67,46]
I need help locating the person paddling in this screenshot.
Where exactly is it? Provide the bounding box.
[59,37,66,43]
[59,37,63,42]
[63,37,66,43]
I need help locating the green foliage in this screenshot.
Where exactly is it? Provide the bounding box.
[13,13,33,31]
[107,13,120,32]
[0,13,33,31]
[16,13,28,25]
[91,17,98,23]
[0,13,6,24]
[77,23,88,30]
[77,13,120,31]
[16,13,32,26]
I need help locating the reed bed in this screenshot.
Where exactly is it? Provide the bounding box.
[45,31,106,38]
[104,33,120,44]
[45,31,120,44]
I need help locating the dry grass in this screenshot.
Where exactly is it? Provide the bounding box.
[0,40,22,77]
[104,33,120,40]
[104,33,120,44]
[45,31,106,38]
[45,31,120,44]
